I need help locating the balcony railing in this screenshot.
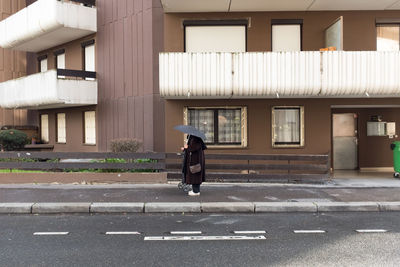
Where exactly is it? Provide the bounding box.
[0,0,97,52]
[0,69,97,109]
[159,51,400,98]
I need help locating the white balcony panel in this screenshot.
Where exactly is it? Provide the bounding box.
[322,51,400,97]
[0,70,97,109]
[160,53,233,98]
[0,0,96,52]
[233,52,321,97]
[160,51,400,99]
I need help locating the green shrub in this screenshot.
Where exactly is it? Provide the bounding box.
[0,129,28,151]
[110,138,142,153]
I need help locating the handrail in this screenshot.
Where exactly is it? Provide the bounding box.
[57,69,96,79]
[71,0,96,7]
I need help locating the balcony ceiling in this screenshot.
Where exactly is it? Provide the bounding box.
[161,0,400,12]
[0,0,96,52]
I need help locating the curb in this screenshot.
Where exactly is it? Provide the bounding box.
[1,202,400,214]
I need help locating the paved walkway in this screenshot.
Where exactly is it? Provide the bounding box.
[1,177,400,213]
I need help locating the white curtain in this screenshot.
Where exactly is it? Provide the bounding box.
[274,109,300,143]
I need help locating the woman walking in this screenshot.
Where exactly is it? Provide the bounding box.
[182,135,206,196]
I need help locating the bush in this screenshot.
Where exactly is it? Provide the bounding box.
[0,129,28,151]
[110,138,142,153]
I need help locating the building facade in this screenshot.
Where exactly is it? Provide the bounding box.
[0,0,164,152]
[0,0,399,173]
[160,1,400,172]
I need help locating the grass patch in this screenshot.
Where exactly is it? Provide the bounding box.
[0,169,45,173]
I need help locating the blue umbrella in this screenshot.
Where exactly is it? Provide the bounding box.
[174,125,206,141]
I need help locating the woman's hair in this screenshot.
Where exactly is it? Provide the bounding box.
[189,135,207,150]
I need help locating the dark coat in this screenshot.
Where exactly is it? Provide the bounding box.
[183,136,206,185]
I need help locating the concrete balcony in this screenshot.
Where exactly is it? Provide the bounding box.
[0,0,96,52]
[159,51,400,99]
[0,69,97,109]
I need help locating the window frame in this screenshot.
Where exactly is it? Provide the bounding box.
[183,106,247,148]
[271,106,305,148]
[376,23,400,51]
[271,19,303,52]
[83,111,96,145]
[56,113,66,144]
[183,20,248,52]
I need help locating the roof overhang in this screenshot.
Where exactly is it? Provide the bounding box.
[161,0,400,13]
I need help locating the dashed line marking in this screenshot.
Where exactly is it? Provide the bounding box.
[356,229,387,233]
[233,231,267,234]
[170,231,202,235]
[294,230,326,234]
[144,235,266,241]
[33,232,69,236]
[105,231,141,235]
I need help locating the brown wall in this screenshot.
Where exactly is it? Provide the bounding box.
[165,98,400,168]
[0,0,30,127]
[38,106,98,152]
[96,0,165,152]
[164,10,400,52]
[332,108,400,168]
[36,34,96,72]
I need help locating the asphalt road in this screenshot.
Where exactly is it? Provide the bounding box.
[1,212,400,266]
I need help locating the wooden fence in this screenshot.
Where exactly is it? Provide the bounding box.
[0,152,330,182]
[166,153,330,183]
[0,152,165,172]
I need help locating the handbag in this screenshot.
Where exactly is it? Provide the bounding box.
[189,152,202,174]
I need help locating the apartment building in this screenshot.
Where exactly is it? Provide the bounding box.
[0,0,399,173]
[160,0,400,172]
[0,0,164,152]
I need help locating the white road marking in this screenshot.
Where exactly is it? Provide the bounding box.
[144,235,266,241]
[294,230,326,234]
[170,231,202,235]
[33,232,69,236]
[105,231,141,235]
[233,231,266,234]
[356,229,387,233]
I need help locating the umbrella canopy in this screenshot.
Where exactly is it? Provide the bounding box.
[174,125,206,141]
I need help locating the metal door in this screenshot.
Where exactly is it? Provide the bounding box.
[333,113,358,170]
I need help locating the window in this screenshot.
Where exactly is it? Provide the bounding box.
[82,40,95,81]
[57,113,66,143]
[184,20,247,52]
[377,24,400,51]
[38,55,48,72]
[40,114,49,143]
[84,111,96,145]
[55,50,65,78]
[184,107,247,147]
[272,106,304,147]
[272,20,302,52]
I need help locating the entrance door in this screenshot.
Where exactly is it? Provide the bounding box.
[333,113,358,170]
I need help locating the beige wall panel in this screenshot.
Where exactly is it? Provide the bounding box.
[185,26,246,52]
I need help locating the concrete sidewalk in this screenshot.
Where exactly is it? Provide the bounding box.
[1,178,400,214]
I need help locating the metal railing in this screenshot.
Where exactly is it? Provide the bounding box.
[57,69,96,79]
